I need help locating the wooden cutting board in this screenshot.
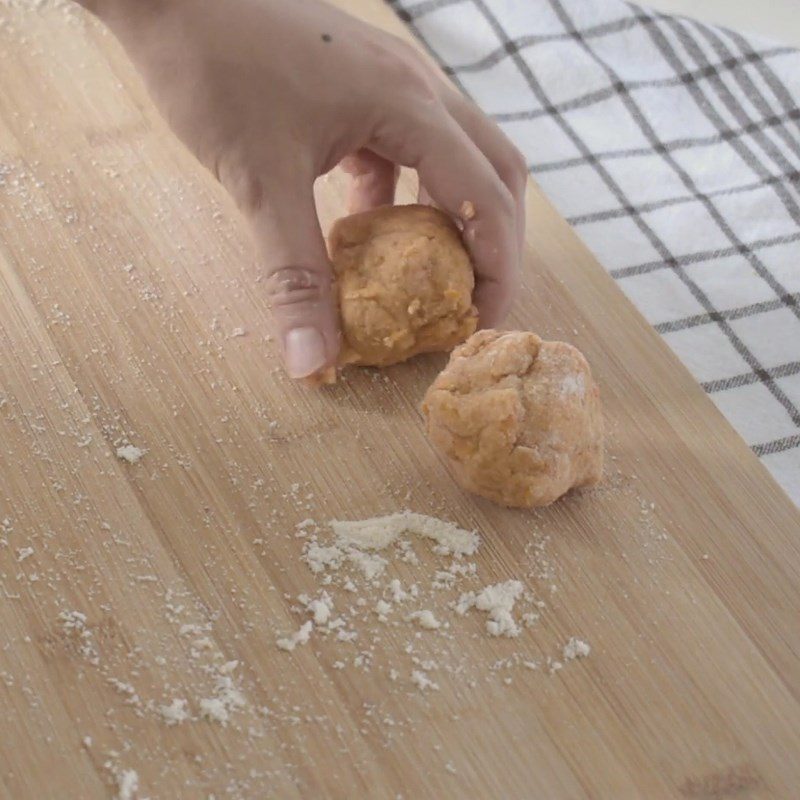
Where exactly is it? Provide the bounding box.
[1,2,798,799]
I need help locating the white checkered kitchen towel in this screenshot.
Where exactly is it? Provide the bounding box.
[390,0,800,506]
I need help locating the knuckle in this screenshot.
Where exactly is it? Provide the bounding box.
[373,47,438,104]
[408,73,440,107]
[266,267,331,310]
[376,109,440,171]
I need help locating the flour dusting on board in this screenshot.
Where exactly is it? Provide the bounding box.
[115,444,145,464]
[271,510,592,700]
[331,511,479,555]
[456,580,526,638]
[13,502,595,797]
[115,769,138,800]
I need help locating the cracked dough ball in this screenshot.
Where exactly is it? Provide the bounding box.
[422,330,603,508]
[328,204,478,367]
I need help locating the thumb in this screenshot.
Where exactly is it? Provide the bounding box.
[246,181,340,380]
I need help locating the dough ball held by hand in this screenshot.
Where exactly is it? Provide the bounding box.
[422,330,603,508]
[328,204,478,368]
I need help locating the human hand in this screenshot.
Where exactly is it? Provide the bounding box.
[81,0,527,379]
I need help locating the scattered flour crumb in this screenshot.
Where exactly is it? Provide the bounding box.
[411,670,439,691]
[58,610,99,665]
[563,637,591,660]
[59,610,87,629]
[107,678,140,707]
[199,673,246,725]
[306,593,333,626]
[374,600,392,621]
[276,620,313,652]
[159,698,190,726]
[115,444,145,464]
[397,538,420,565]
[456,580,524,637]
[303,542,343,574]
[16,546,34,562]
[179,623,203,636]
[346,549,388,581]
[387,579,407,603]
[115,769,138,800]
[199,697,229,724]
[408,610,441,630]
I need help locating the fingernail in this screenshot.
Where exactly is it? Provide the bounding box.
[284,326,328,379]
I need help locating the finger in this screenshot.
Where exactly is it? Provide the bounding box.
[442,90,528,256]
[340,149,399,214]
[370,105,518,327]
[241,176,340,380]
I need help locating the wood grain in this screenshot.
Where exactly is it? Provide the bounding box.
[0,2,798,799]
